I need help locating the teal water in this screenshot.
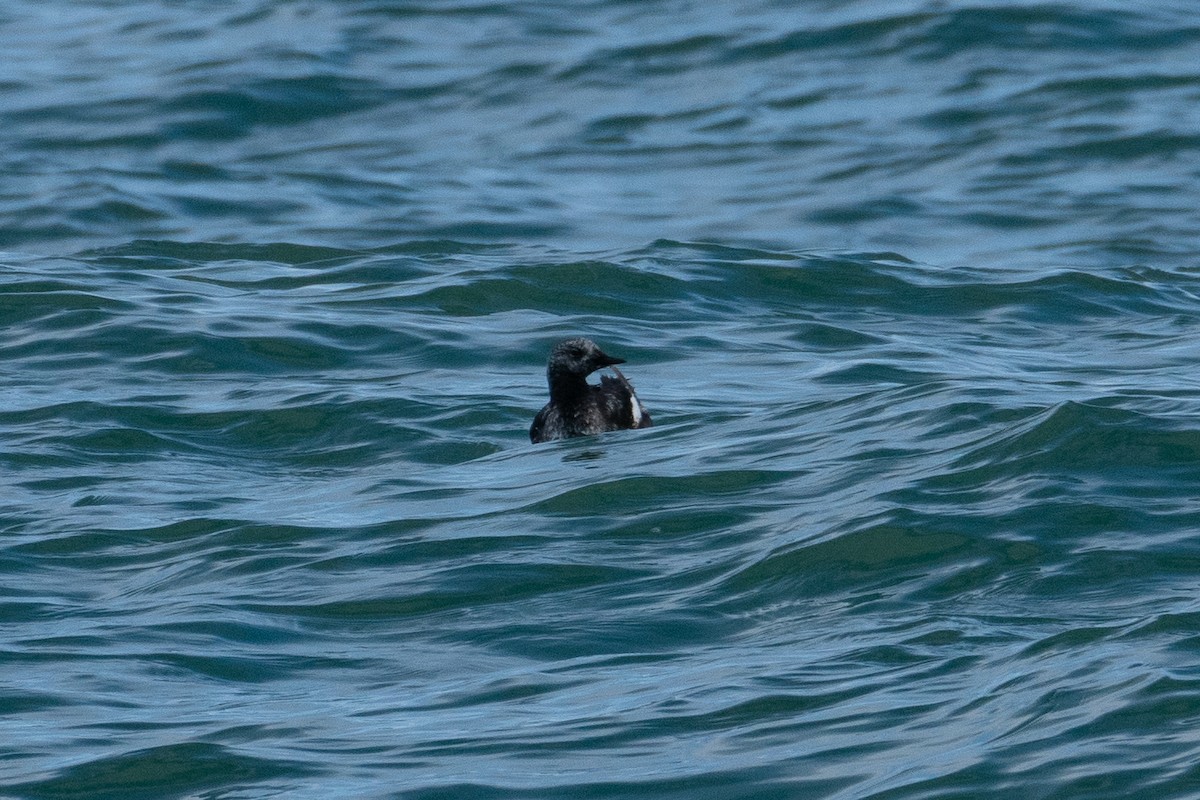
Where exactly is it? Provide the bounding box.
[5,3,1200,799]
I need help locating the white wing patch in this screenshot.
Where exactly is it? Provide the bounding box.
[609,366,643,427]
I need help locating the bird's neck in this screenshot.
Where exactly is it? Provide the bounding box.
[548,370,589,403]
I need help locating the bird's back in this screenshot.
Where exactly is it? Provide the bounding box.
[597,375,651,430]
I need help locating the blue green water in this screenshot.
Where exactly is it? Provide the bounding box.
[5,3,1200,799]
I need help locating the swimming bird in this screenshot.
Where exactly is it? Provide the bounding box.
[530,337,652,443]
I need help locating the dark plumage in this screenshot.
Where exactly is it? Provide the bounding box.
[530,338,652,443]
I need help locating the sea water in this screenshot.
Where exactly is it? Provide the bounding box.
[4,2,1200,798]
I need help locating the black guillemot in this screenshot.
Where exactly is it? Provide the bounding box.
[530,337,652,443]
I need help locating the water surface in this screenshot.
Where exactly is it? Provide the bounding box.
[4,2,1200,798]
